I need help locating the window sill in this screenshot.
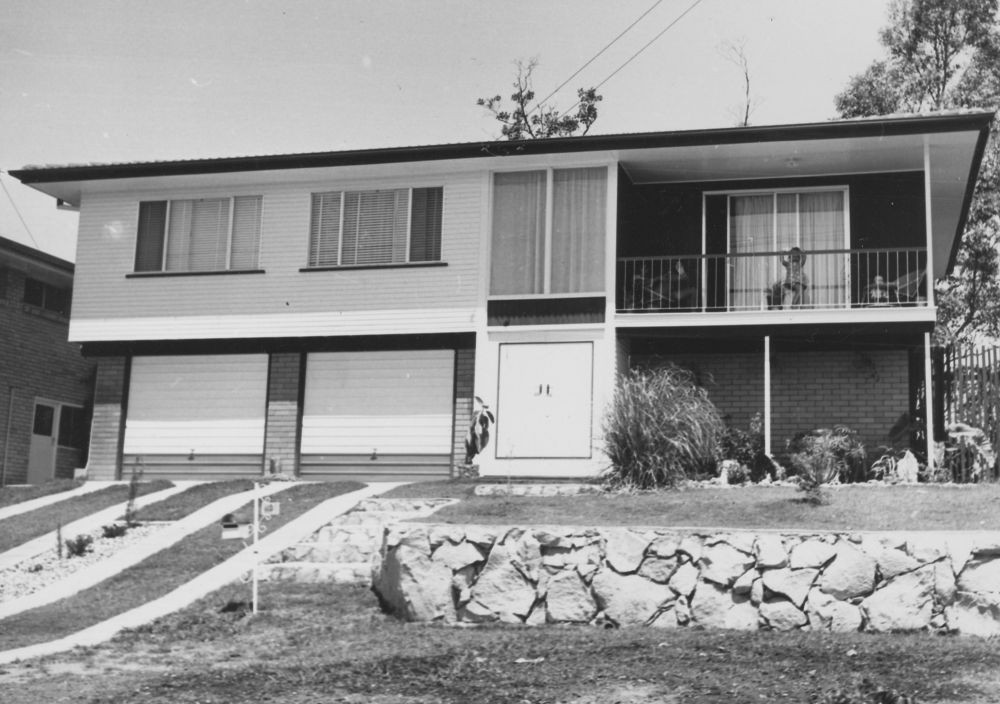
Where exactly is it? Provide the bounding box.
[299,261,447,273]
[19,304,69,323]
[126,269,266,279]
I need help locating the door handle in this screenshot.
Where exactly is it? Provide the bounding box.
[546,384,551,396]
[534,384,543,396]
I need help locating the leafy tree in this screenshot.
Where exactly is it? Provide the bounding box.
[477,58,602,140]
[835,0,1000,342]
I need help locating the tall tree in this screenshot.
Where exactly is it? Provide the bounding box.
[477,58,602,140]
[835,0,1000,342]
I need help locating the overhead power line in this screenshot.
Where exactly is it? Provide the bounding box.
[0,171,40,249]
[531,0,665,114]
[559,0,705,117]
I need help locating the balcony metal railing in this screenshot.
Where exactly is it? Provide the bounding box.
[617,248,928,313]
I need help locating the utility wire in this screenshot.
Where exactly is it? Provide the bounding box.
[0,170,40,248]
[559,0,705,116]
[530,0,665,115]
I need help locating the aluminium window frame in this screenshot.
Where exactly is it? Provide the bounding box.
[487,163,611,300]
[133,194,263,274]
[306,186,442,268]
[701,184,852,311]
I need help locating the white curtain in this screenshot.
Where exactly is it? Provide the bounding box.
[551,167,606,294]
[800,191,845,306]
[490,171,547,295]
[729,195,773,309]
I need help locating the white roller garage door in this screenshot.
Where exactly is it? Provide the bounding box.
[124,354,268,456]
[302,350,455,457]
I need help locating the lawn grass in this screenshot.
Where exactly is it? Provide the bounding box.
[132,479,256,522]
[3,581,998,704]
[0,480,83,509]
[387,481,1000,531]
[0,481,174,554]
[0,481,364,652]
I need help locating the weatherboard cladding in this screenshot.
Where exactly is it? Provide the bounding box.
[68,172,482,343]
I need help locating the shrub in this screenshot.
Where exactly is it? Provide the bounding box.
[787,426,866,503]
[718,412,770,481]
[65,534,94,558]
[941,422,998,482]
[603,366,725,489]
[102,523,129,539]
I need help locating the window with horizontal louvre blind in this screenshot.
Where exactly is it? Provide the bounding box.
[134,196,262,272]
[231,196,263,269]
[135,201,167,271]
[307,186,443,267]
[309,192,342,266]
[410,187,443,262]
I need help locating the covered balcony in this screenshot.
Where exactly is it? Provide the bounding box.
[618,247,928,313]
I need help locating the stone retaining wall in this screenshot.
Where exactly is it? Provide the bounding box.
[373,525,1000,637]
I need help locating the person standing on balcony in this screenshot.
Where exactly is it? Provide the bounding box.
[780,246,808,308]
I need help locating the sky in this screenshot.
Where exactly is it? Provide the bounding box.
[0,0,891,262]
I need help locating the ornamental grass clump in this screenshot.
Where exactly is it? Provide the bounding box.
[603,366,724,489]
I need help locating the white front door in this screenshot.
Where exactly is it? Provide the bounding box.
[496,342,593,459]
[27,400,58,484]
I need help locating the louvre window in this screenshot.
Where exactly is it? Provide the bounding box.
[307,187,443,267]
[134,196,263,272]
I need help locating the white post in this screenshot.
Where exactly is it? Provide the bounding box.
[764,336,772,456]
[252,481,260,615]
[924,332,935,475]
[923,137,935,307]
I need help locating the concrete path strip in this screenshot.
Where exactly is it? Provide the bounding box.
[0,482,116,522]
[0,482,294,620]
[0,482,200,571]
[0,483,401,665]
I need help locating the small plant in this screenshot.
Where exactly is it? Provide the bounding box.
[603,365,725,489]
[717,412,770,481]
[65,534,94,558]
[56,521,63,560]
[102,523,129,539]
[941,422,997,482]
[123,461,144,527]
[787,426,866,504]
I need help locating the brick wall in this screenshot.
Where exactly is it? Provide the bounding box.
[0,267,95,485]
[263,352,302,475]
[771,349,909,451]
[630,347,910,454]
[85,356,128,480]
[452,347,476,471]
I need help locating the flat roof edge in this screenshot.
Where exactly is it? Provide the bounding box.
[10,111,995,185]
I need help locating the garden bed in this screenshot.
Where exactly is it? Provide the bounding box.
[0,482,174,554]
[385,481,1000,531]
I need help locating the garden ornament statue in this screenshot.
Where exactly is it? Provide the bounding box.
[464,396,496,464]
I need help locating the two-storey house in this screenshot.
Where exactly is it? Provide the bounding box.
[0,236,94,484]
[11,111,992,482]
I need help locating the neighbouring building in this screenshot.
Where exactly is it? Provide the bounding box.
[10,111,992,481]
[0,236,94,484]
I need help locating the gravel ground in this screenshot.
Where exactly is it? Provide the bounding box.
[0,522,173,604]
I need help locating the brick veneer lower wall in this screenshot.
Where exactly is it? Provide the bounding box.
[633,348,910,451]
[451,347,475,472]
[263,352,302,475]
[85,356,128,480]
